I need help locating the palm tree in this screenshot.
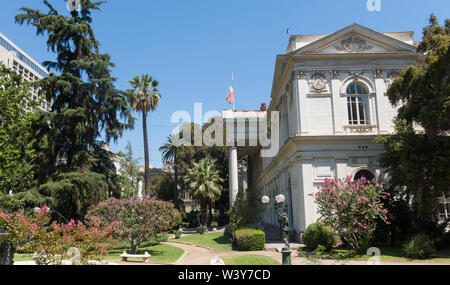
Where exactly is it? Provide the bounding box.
[127,74,161,196]
[159,136,179,206]
[184,157,223,226]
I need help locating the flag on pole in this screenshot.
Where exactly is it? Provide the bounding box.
[226,85,234,104]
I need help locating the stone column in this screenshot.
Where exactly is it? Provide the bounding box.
[292,71,302,135]
[330,70,343,134]
[374,69,386,132]
[229,146,239,209]
[296,71,310,134]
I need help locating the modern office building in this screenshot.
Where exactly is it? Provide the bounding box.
[0,32,50,112]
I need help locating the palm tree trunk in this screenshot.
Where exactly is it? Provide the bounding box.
[142,111,151,196]
[201,202,208,226]
[174,151,178,208]
[209,201,213,227]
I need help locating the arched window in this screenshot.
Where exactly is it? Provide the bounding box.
[347,83,369,125]
[354,169,375,182]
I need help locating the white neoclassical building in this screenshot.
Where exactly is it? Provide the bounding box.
[222,23,424,241]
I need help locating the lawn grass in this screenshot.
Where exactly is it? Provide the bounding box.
[221,255,280,265]
[106,244,184,263]
[13,253,33,262]
[174,232,233,252]
[300,247,450,262]
[14,242,184,264]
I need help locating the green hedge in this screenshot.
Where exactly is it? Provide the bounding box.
[235,228,266,251]
[303,222,337,251]
[403,234,436,259]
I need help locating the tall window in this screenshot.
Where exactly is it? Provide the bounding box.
[347,84,369,125]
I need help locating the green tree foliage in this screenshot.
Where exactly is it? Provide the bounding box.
[228,187,262,235]
[14,0,134,220]
[173,121,230,216]
[127,74,161,196]
[159,136,179,206]
[116,142,142,199]
[184,158,223,226]
[0,65,36,195]
[151,175,175,202]
[376,15,450,232]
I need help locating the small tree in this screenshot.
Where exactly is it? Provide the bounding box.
[86,198,180,254]
[116,142,142,199]
[184,158,223,226]
[312,176,390,253]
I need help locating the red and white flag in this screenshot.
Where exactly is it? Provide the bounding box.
[226,85,234,104]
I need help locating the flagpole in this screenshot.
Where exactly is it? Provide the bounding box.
[232,72,235,111]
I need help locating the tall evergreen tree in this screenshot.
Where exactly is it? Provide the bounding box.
[376,15,450,233]
[15,0,134,220]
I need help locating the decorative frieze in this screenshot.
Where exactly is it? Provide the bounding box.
[346,71,365,77]
[344,125,377,134]
[335,35,373,53]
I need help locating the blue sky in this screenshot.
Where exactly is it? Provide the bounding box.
[1,0,449,167]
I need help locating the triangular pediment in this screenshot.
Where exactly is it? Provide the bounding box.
[292,24,417,55]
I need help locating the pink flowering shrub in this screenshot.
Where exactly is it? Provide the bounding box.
[312,176,390,253]
[85,197,180,254]
[0,206,118,265]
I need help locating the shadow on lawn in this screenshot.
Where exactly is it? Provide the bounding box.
[212,232,232,245]
[109,240,168,256]
[302,246,450,261]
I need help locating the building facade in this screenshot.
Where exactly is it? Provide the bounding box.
[0,32,50,112]
[224,24,424,241]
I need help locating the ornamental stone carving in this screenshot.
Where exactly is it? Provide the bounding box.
[335,35,373,53]
[385,71,400,87]
[309,71,328,93]
[295,70,306,79]
[373,69,383,78]
[330,70,339,79]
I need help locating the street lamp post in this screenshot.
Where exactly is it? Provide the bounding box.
[261,194,292,265]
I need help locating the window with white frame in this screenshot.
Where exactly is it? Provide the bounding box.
[347,83,369,125]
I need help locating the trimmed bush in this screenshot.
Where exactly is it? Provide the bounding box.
[303,222,337,251]
[197,225,207,234]
[403,234,436,259]
[174,229,183,239]
[235,228,265,251]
